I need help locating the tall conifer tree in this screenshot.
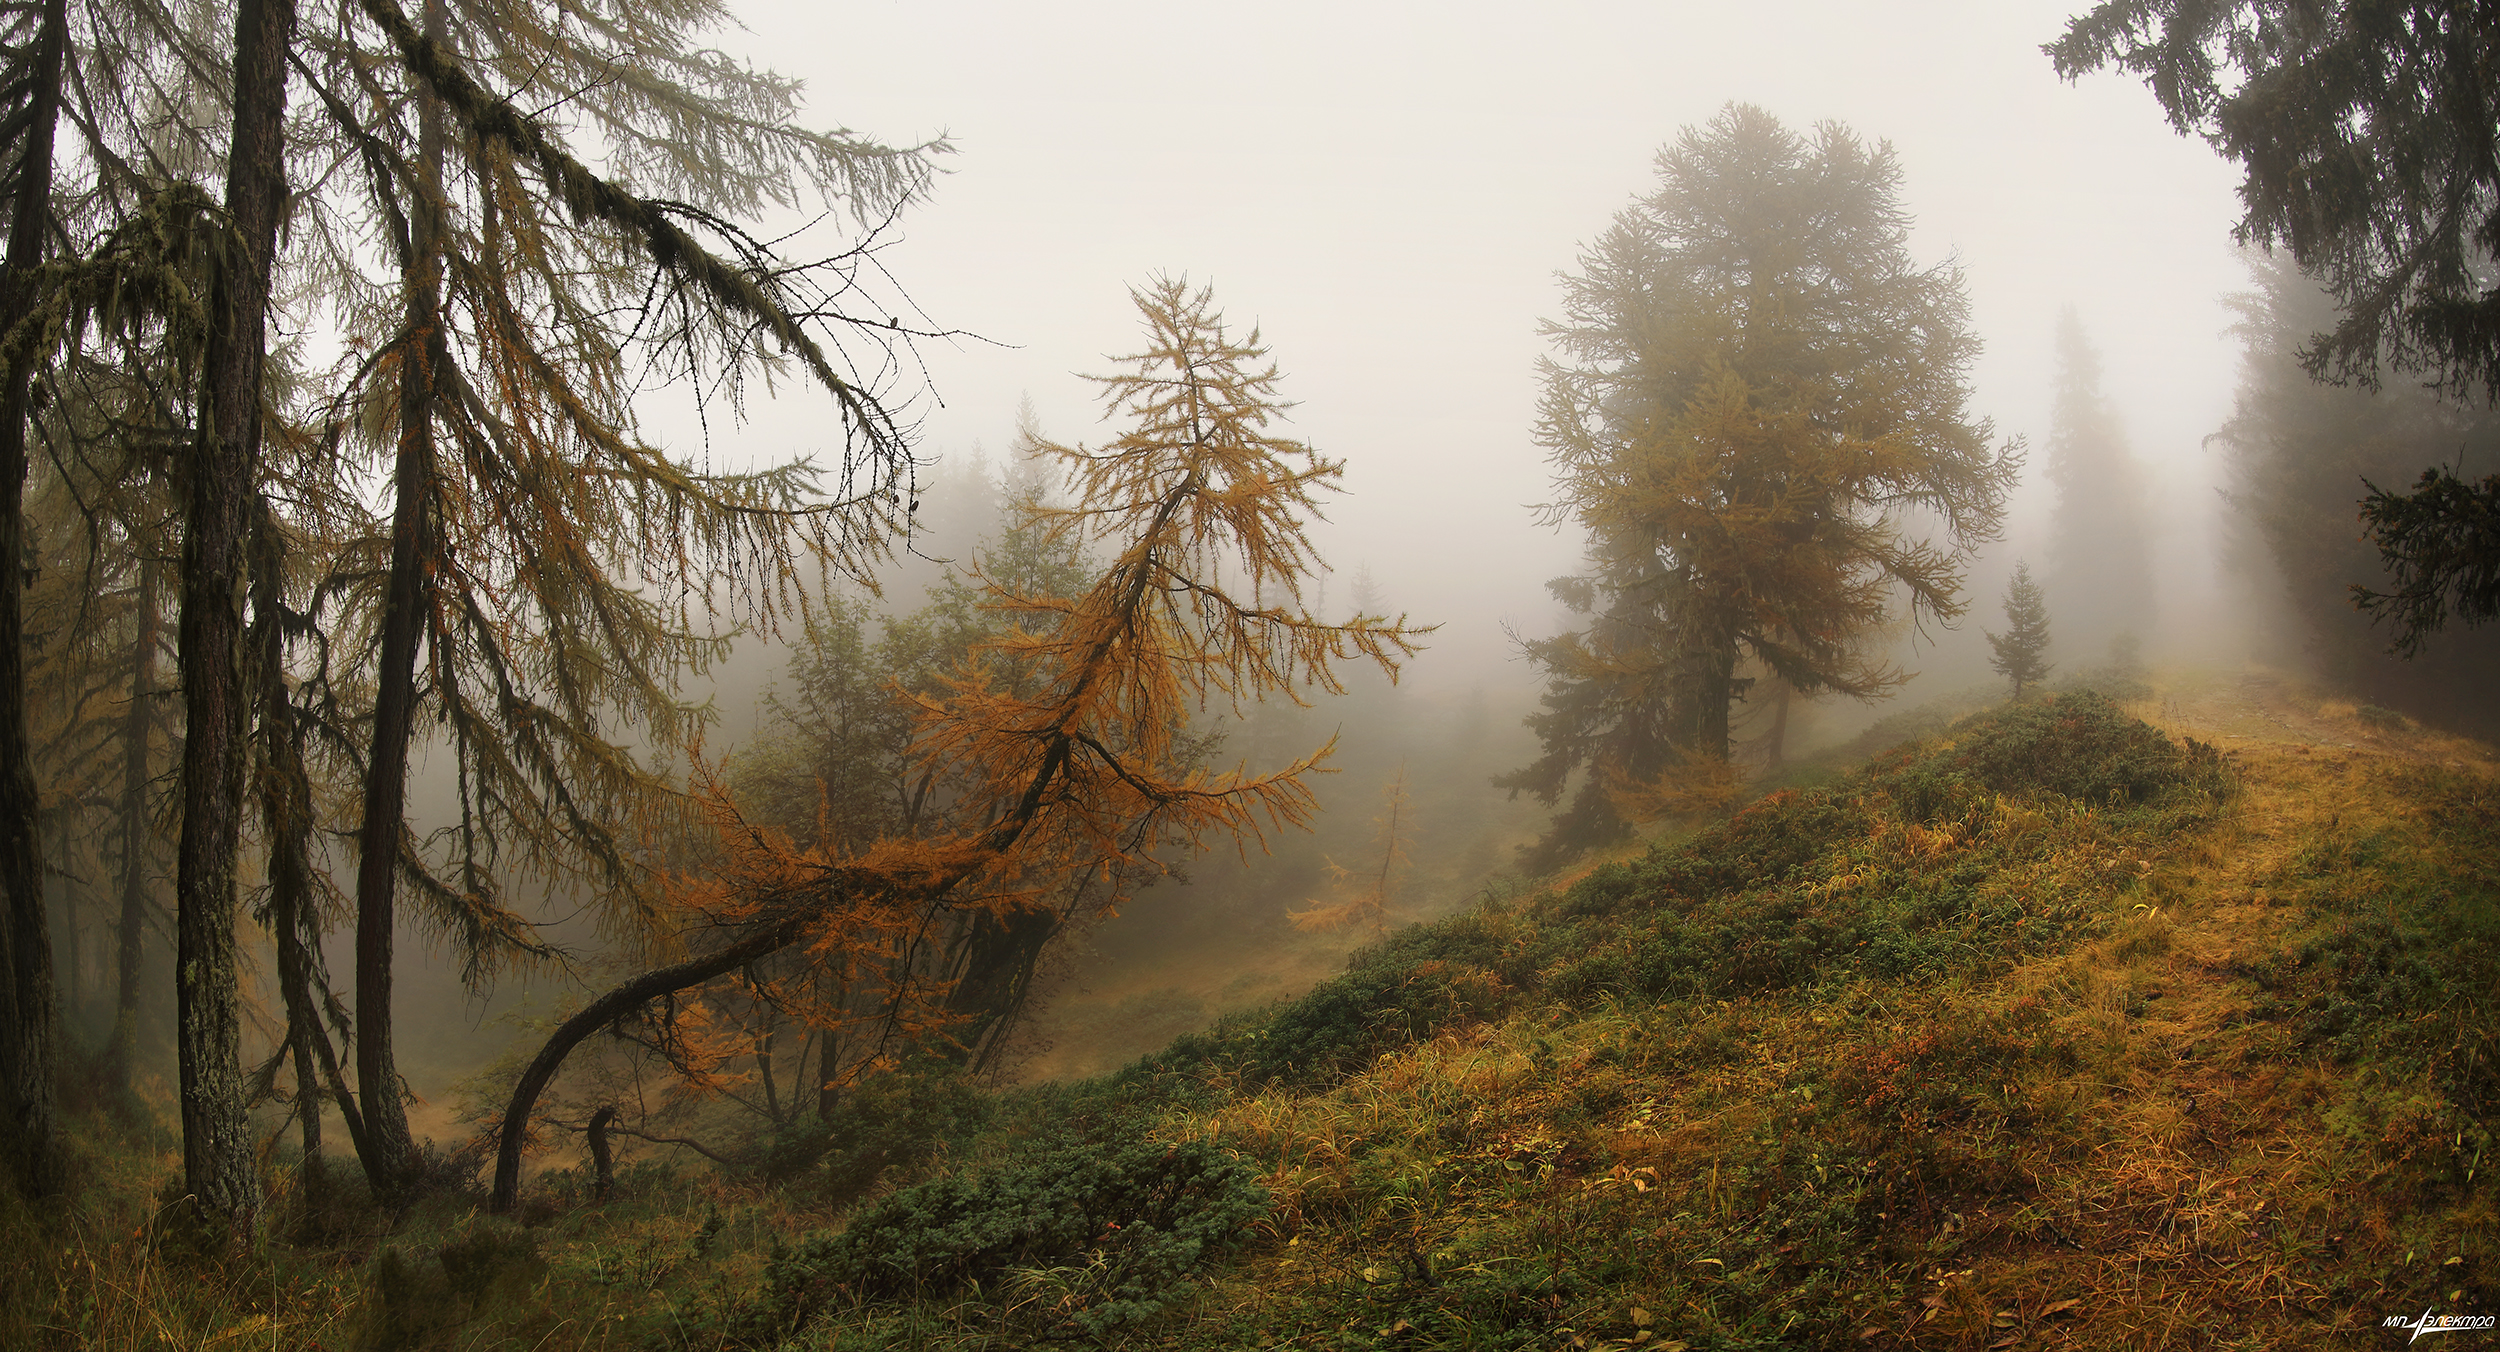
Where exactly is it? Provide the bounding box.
[0,0,66,1200]
[1506,106,2017,857]
[283,0,941,1194]
[2045,309,2155,656]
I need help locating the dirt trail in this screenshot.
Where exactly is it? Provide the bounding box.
[1919,670,2497,1347]
[2149,666,2496,770]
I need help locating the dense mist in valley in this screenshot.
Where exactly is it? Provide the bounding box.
[5,0,2499,1346]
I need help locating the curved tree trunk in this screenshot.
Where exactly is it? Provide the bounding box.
[177,0,297,1234]
[0,0,67,1203]
[489,729,1087,1212]
[490,905,818,1211]
[350,0,447,1198]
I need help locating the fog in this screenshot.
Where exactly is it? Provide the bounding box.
[698,0,2248,697]
[45,0,2459,1173]
[353,1,2277,1102]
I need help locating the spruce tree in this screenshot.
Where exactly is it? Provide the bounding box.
[2052,0,2500,648]
[0,0,66,1203]
[2045,310,2155,656]
[1987,562,2054,699]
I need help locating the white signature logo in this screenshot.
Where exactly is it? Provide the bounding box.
[2385,1311,2497,1343]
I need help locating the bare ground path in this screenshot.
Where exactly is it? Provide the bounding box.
[1892,670,2499,1348]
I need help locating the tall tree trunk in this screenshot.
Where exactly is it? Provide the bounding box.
[60,872,77,1025]
[254,509,325,1204]
[104,557,158,1089]
[177,0,297,1233]
[350,0,447,1197]
[1680,641,1737,765]
[0,0,67,1202]
[753,1008,780,1123]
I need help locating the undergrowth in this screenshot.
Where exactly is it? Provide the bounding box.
[12,688,2497,1350]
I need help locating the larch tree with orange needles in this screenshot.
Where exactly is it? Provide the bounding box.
[487,276,1428,1212]
[1289,766,1413,940]
[1505,106,2019,864]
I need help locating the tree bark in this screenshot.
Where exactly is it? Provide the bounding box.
[254,509,325,1203]
[942,903,1058,1072]
[754,1019,780,1123]
[586,1105,614,1202]
[104,557,158,1089]
[0,0,68,1202]
[177,0,297,1233]
[349,0,447,1198]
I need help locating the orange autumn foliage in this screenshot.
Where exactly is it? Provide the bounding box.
[490,277,1430,1206]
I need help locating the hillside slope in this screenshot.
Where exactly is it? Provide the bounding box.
[819,681,2495,1351]
[10,676,2495,1352]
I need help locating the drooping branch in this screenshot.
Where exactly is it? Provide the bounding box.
[487,279,1429,1214]
[349,0,905,470]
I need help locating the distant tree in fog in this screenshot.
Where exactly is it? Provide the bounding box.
[1501,105,2018,864]
[2044,311,2156,656]
[2217,258,2500,727]
[1987,562,2054,699]
[2054,0,2500,651]
[1289,766,1411,939]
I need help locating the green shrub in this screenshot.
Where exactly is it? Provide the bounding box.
[1936,690,2207,808]
[1143,958,1506,1090]
[359,1223,545,1352]
[702,1135,1266,1345]
[770,1061,988,1203]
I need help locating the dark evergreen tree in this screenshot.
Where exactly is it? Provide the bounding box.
[0,0,67,1203]
[2053,0,2500,649]
[2218,258,2500,730]
[2045,310,2155,655]
[174,0,297,1236]
[1987,562,2054,699]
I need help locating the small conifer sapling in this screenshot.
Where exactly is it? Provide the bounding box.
[1988,562,2054,699]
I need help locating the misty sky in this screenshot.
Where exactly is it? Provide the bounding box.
[707,0,2251,687]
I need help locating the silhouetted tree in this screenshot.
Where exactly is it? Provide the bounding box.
[2218,258,2500,728]
[2052,0,2500,649]
[0,0,67,1202]
[1987,562,2054,699]
[173,0,298,1236]
[2045,310,2155,655]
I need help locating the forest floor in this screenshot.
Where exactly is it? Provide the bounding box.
[5,667,2494,1352]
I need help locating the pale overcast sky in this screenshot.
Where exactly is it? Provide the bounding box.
[709,0,2252,687]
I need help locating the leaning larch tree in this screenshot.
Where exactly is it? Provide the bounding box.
[489,276,1426,1211]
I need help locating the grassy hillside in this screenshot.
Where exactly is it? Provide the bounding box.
[6,676,2495,1350]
